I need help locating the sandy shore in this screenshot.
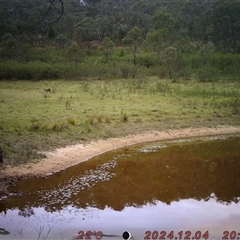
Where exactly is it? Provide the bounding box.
[1,125,240,178]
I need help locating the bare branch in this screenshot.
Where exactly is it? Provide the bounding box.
[41,0,64,25]
[51,0,64,24]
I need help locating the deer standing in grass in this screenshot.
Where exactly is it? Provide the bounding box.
[44,88,52,93]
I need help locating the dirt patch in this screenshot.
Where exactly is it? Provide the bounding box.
[1,125,240,197]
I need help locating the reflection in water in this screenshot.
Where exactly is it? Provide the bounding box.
[0,227,10,235]
[0,135,240,239]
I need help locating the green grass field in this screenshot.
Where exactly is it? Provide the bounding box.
[1,77,240,165]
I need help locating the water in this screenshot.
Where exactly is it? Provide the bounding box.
[1,134,240,240]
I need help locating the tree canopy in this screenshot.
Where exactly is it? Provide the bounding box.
[0,0,239,53]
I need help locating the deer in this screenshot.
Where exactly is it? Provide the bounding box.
[44,88,52,93]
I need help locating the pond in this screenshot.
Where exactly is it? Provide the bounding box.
[1,134,240,240]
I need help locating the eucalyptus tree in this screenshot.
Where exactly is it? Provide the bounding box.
[162,46,180,81]
[205,0,240,53]
[96,0,134,43]
[95,16,111,41]
[123,26,143,65]
[146,8,175,58]
[74,17,99,49]
[131,0,160,16]
[55,34,68,49]
[66,40,85,64]
[101,37,115,63]
[54,0,84,39]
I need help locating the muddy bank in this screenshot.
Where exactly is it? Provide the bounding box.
[1,125,240,199]
[0,174,47,200]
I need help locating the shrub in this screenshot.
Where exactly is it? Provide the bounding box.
[197,66,220,82]
[0,61,66,80]
[118,63,139,78]
[136,52,159,68]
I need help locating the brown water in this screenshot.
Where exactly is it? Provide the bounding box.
[1,134,240,240]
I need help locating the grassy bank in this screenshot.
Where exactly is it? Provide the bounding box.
[0,77,240,166]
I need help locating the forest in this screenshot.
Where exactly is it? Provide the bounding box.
[0,0,240,81]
